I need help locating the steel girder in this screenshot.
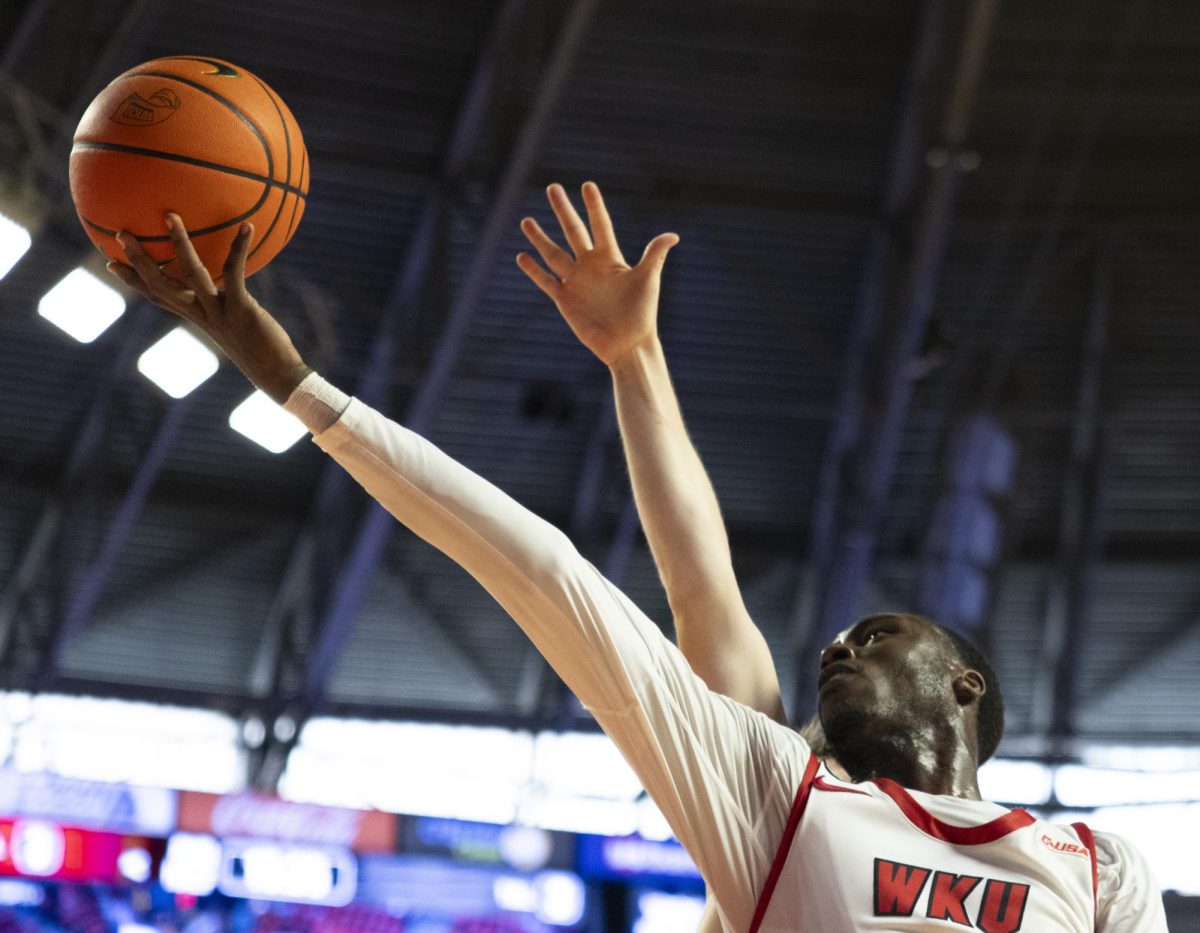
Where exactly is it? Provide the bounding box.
[1032,238,1114,741]
[789,0,1000,716]
[245,0,600,790]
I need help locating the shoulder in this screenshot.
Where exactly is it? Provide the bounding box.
[1089,830,1169,932]
[1093,829,1148,870]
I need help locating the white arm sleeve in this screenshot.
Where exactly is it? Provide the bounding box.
[1094,831,1169,932]
[285,374,807,931]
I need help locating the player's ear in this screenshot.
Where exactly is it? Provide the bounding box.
[952,669,985,707]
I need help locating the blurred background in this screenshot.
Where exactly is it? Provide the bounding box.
[0,0,1198,928]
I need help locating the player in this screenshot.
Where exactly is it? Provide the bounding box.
[108,199,1166,931]
[518,183,844,931]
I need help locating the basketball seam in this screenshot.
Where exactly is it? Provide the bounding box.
[72,143,272,242]
[284,146,308,245]
[244,72,292,265]
[80,208,262,242]
[71,141,309,200]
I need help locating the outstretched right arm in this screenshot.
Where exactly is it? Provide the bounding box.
[109,215,805,932]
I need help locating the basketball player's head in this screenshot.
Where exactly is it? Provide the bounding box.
[816,612,1003,782]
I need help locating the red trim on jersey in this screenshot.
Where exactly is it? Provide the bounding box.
[1071,821,1099,922]
[873,778,1036,845]
[749,754,821,933]
[813,775,870,796]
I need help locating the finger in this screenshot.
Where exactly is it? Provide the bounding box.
[520,217,573,276]
[581,181,621,258]
[165,213,218,297]
[546,183,593,256]
[116,231,194,304]
[222,221,253,297]
[639,232,680,275]
[106,261,151,297]
[515,252,562,299]
[107,261,191,315]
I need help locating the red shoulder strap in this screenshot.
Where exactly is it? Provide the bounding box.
[748,754,821,933]
[1071,821,1099,925]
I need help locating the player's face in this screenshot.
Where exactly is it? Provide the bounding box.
[816,613,958,749]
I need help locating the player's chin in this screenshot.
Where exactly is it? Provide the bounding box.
[817,684,873,733]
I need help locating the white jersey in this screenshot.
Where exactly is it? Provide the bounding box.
[285,376,1167,933]
[752,761,1125,932]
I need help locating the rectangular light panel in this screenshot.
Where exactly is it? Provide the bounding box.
[138,327,219,398]
[38,268,126,343]
[0,212,32,280]
[229,390,307,453]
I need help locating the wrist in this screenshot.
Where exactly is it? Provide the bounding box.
[608,334,665,378]
[253,360,313,406]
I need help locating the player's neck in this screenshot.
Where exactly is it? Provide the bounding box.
[835,726,983,799]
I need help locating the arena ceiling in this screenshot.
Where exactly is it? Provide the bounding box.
[1,0,1198,786]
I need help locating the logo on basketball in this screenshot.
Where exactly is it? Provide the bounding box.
[110,89,180,126]
[173,57,240,77]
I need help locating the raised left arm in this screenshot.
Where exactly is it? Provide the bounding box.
[519,182,786,723]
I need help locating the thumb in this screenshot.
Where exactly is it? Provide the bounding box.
[639,232,680,274]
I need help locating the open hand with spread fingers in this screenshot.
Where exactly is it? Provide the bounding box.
[107,214,312,404]
[517,182,679,368]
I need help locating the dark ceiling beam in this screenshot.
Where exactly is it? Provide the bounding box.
[979,0,1144,406]
[39,0,169,194]
[1031,237,1114,741]
[789,0,1005,714]
[39,395,189,685]
[0,0,53,77]
[788,0,950,672]
[1085,601,1200,701]
[1,9,183,681]
[214,154,1200,233]
[568,394,619,546]
[245,0,532,724]
[247,573,505,790]
[245,0,601,790]
[545,493,640,728]
[0,0,168,300]
[516,392,619,716]
[810,0,997,636]
[296,0,600,715]
[943,0,1092,399]
[0,308,157,682]
[248,531,315,701]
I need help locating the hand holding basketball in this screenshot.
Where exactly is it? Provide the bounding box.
[517,182,679,368]
[109,214,310,404]
[71,56,308,282]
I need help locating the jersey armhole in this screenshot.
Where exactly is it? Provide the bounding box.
[749,753,820,933]
[1071,820,1099,926]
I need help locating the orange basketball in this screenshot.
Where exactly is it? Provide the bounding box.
[70,56,308,282]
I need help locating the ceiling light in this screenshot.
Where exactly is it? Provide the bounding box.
[977,758,1053,805]
[0,212,32,280]
[137,327,219,398]
[229,390,307,453]
[38,268,126,343]
[1055,765,1200,808]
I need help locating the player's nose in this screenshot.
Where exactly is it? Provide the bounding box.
[819,641,855,669]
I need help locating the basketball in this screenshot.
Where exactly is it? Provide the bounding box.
[70,56,308,282]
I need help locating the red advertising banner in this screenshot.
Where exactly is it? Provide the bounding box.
[177,792,396,853]
[0,819,128,883]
